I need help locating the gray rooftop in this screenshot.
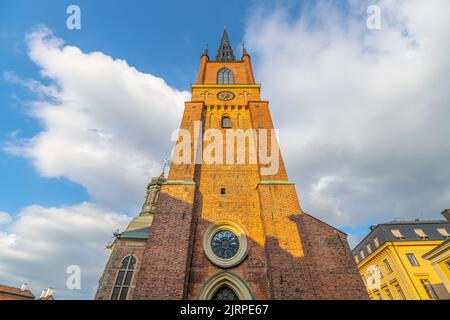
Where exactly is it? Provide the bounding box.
[352,220,450,261]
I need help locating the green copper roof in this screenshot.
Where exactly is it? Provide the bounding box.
[118,227,150,240]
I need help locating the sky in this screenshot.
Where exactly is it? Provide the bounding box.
[1,0,449,299]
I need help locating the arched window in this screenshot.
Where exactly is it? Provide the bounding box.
[212,285,239,300]
[221,116,232,128]
[217,68,234,84]
[111,255,136,300]
[198,271,253,300]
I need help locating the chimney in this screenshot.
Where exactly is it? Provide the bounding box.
[20,283,28,291]
[442,209,450,222]
[39,289,47,298]
[45,287,54,297]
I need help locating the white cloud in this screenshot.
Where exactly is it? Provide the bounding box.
[0,211,12,225]
[2,26,190,299]
[0,203,130,299]
[5,26,190,211]
[245,0,450,228]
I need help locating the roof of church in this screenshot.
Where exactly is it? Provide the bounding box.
[216,27,236,61]
[118,227,150,240]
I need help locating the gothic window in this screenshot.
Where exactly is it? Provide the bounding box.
[212,286,239,300]
[198,271,253,300]
[221,116,232,128]
[217,68,234,84]
[111,255,136,300]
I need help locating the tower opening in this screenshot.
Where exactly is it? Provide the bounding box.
[221,115,232,128]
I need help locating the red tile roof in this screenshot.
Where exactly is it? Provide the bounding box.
[0,284,35,299]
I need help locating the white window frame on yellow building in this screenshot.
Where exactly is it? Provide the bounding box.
[357,240,445,300]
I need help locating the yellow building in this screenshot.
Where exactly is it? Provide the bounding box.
[352,217,450,300]
[423,209,450,295]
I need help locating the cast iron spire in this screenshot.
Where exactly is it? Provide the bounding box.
[216,26,235,61]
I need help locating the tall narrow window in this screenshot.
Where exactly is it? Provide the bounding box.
[221,116,232,128]
[217,68,234,84]
[385,288,393,300]
[406,253,419,266]
[383,259,393,273]
[359,249,365,260]
[366,244,372,254]
[420,279,438,299]
[111,255,136,300]
[395,284,406,300]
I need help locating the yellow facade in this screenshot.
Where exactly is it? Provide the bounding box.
[423,240,450,294]
[357,240,444,300]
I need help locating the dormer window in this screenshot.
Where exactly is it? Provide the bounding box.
[414,228,428,240]
[437,228,450,239]
[217,68,234,84]
[391,229,405,240]
[373,237,380,248]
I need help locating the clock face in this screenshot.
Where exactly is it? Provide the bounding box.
[216,91,235,101]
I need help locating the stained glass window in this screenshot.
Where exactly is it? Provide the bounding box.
[211,230,239,259]
[212,286,239,300]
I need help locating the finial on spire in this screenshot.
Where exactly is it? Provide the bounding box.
[216,26,235,61]
[161,157,169,178]
[202,44,209,58]
[242,43,249,58]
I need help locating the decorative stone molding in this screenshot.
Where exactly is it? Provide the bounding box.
[203,220,248,268]
[163,180,196,185]
[198,271,253,300]
[258,180,295,185]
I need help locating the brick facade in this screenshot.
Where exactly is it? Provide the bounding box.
[100,31,368,300]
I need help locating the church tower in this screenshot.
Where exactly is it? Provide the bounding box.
[97,28,367,300]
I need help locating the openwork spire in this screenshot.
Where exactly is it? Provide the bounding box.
[216,27,235,61]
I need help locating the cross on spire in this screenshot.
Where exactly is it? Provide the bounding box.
[216,26,235,61]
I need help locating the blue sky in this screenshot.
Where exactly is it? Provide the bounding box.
[0,0,253,215]
[1,0,449,299]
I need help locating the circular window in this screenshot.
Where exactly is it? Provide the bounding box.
[211,230,240,259]
[203,221,248,268]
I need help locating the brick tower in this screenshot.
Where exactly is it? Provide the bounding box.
[98,28,367,300]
